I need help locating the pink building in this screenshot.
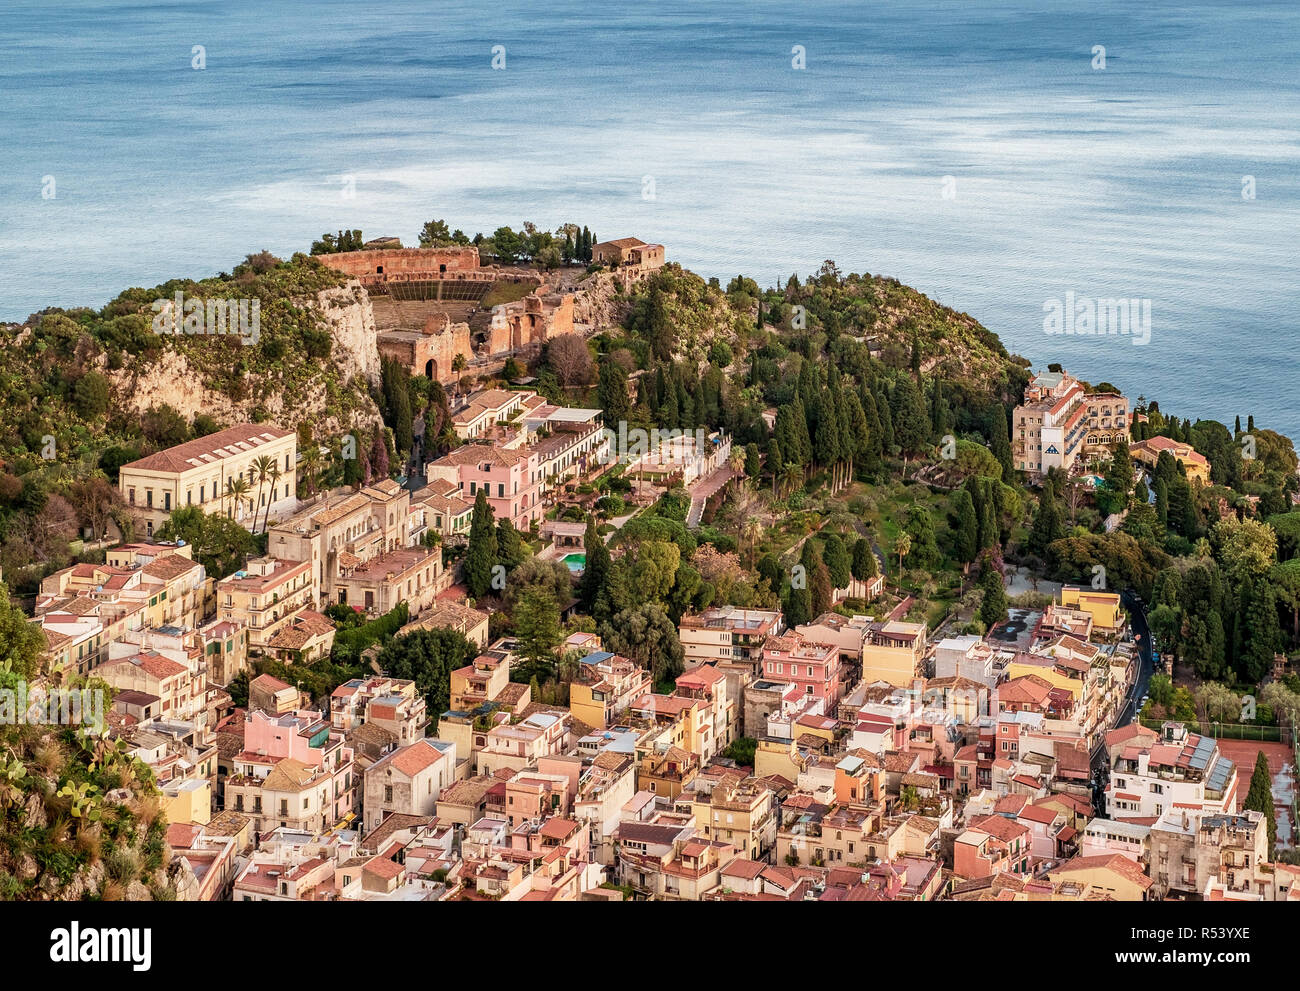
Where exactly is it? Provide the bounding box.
[761,633,842,707]
[424,444,543,531]
[953,814,1031,880]
[225,708,356,831]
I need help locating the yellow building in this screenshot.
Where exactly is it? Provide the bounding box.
[162,777,212,826]
[754,736,808,784]
[569,652,653,731]
[1046,854,1153,901]
[119,423,296,537]
[636,745,698,800]
[675,779,776,861]
[861,621,928,687]
[1130,436,1211,487]
[1058,586,1124,634]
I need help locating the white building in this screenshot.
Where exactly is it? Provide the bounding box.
[1104,722,1238,820]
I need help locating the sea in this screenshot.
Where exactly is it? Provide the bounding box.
[2,0,1297,437]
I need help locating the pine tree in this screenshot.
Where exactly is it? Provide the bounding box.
[904,505,940,569]
[515,586,562,665]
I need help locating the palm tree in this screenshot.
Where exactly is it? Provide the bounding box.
[894,533,911,593]
[451,354,467,398]
[781,462,802,498]
[728,448,746,479]
[226,476,251,524]
[259,463,282,533]
[742,518,762,568]
[250,455,274,531]
[301,445,322,497]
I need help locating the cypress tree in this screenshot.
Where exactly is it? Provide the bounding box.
[988,405,1014,480]
[823,533,851,590]
[809,557,833,618]
[1242,751,1277,857]
[1030,475,1064,557]
[891,376,930,467]
[465,489,498,598]
[597,360,630,428]
[874,385,895,453]
[951,488,979,568]
[979,558,1009,628]
[767,437,783,494]
[496,517,526,571]
[851,537,879,588]
[578,519,611,614]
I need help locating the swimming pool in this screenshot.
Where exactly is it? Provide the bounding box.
[561,553,586,573]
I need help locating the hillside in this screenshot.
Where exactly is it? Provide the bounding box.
[0,587,178,901]
[0,252,379,471]
[615,262,1028,407]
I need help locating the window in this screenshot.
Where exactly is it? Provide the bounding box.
[385,785,393,803]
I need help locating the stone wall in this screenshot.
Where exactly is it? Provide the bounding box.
[318,246,481,286]
[376,313,473,383]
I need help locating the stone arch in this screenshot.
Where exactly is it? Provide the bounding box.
[425,358,438,381]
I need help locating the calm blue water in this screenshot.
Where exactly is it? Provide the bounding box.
[2,1,1297,437]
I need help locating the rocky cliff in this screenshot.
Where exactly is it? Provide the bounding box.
[109,280,382,440]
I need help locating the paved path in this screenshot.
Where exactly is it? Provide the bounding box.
[686,467,736,527]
